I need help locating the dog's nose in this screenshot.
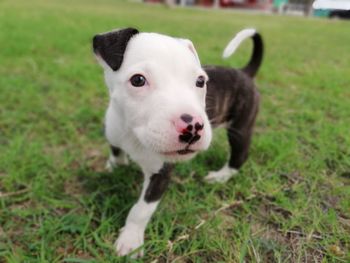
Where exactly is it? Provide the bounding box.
[174,114,204,144]
[174,114,204,133]
[180,114,193,123]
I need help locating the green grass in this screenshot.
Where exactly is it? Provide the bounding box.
[1,0,350,262]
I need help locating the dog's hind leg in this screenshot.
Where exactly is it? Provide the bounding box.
[106,145,129,172]
[205,162,238,183]
[205,92,259,183]
[205,124,253,183]
[115,163,173,258]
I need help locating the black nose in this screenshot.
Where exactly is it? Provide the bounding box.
[180,113,193,123]
[190,134,201,144]
[179,132,193,143]
[179,132,201,144]
[194,122,204,131]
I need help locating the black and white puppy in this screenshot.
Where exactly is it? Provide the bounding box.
[92,28,263,258]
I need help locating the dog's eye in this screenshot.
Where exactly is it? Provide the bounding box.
[196,76,206,88]
[130,74,146,87]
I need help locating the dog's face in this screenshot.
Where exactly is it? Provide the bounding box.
[93,28,212,162]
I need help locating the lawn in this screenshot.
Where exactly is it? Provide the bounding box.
[0,0,350,262]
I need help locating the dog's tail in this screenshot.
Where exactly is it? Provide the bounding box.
[222,28,263,78]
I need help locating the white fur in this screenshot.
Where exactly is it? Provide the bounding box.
[96,32,214,258]
[103,33,212,166]
[205,163,238,183]
[222,28,256,59]
[115,175,159,258]
[115,224,144,258]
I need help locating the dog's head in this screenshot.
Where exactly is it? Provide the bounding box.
[93,28,212,162]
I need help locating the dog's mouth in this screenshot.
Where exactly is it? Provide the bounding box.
[161,148,196,156]
[177,149,195,155]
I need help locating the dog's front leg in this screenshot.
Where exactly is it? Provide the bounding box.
[115,163,172,258]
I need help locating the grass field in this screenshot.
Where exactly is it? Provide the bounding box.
[1,0,350,262]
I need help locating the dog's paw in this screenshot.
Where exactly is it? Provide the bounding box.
[204,165,238,184]
[105,158,116,172]
[115,226,144,258]
[105,154,129,172]
[115,154,129,166]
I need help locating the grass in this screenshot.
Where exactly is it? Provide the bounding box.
[0,0,350,262]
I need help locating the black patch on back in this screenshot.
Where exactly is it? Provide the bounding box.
[204,65,257,126]
[204,65,260,170]
[144,163,173,203]
[93,27,139,71]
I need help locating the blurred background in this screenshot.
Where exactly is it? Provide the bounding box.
[152,0,350,19]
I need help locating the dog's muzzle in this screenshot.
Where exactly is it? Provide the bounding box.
[133,111,210,159]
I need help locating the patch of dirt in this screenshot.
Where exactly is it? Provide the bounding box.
[321,195,340,211]
[84,148,107,173]
[9,200,33,211]
[279,171,303,186]
[55,242,93,259]
[64,177,85,198]
[251,222,325,263]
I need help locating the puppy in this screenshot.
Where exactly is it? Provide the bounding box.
[92,28,263,258]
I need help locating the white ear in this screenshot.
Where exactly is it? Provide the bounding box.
[178,38,201,65]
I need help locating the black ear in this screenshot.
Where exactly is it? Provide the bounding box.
[93,27,139,71]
